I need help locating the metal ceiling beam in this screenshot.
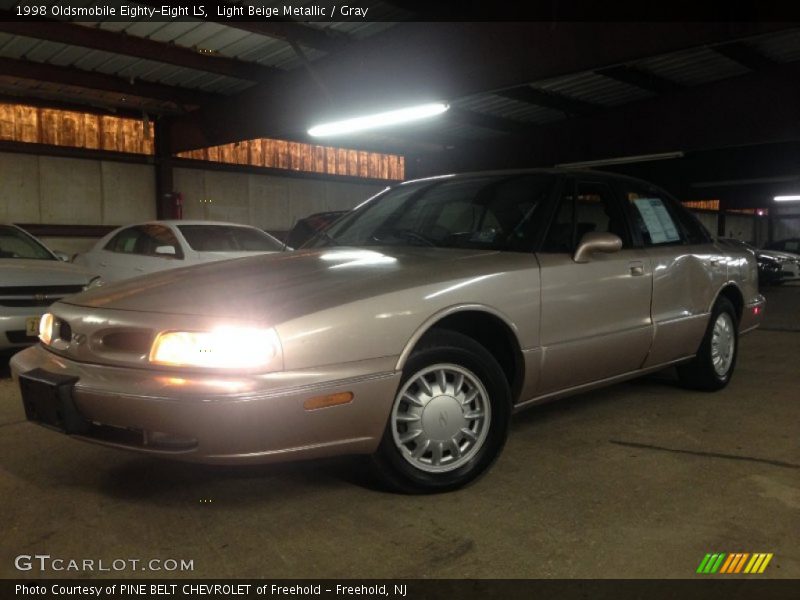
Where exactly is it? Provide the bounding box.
[0,56,220,107]
[446,107,527,134]
[711,41,777,71]
[221,21,350,54]
[0,13,280,83]
[0,91,156,118]
[416,60,800,174]
[596,65,684,94]
[497,86,598,116]
[167,22,800,153]
[132,0,350,53]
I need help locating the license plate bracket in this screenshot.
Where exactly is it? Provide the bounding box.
[19,368,90,435]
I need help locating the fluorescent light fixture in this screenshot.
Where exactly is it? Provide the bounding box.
[557,151,684,169]
[308,102,449,137]
[774,195,800,202]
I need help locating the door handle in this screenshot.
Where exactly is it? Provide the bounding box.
[629,261,645,276]
[709,258,720,267]
[98,262,107,267]
[134,267,144,272]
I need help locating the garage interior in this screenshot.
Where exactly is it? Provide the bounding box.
[1,13,799,579]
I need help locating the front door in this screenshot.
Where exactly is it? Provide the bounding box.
[535,178,654,394]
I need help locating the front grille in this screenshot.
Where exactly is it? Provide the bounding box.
[101,331,153,354]
[6,330,37,344]
[0,285,84,307]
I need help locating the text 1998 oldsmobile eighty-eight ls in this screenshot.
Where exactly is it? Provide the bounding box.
[11,170,764,492]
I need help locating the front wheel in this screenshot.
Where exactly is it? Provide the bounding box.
[677,296,739,391]
[372,330,511,493]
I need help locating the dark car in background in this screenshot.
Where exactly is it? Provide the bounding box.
[766,238,800,254]
[719,238,800,286]
[285,211,346,249]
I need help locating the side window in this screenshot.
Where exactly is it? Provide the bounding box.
[104,227,140,254]
[542,180,631,252]
[621,184,709,246]
[671,203,711,245]
[105,226,182,258]
[135,225,183,259]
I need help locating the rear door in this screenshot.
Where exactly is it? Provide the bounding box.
[93,225,184,281]
[535,177,654,393]
[616,180,726,367]
[90,226,141,281]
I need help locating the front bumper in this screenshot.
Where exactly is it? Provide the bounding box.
[1,310,45,350]
[10,345,401,464]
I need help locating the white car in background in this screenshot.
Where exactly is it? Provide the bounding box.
[74,220,287,282]
[1,224,97,351]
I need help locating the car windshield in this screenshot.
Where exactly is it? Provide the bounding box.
[306,173,557,252]
[0,226,55,260]
[178,225,284,252]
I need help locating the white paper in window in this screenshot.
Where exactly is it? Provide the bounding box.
[633,198,681,244]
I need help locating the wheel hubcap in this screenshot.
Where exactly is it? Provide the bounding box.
[391,364,491,473]
[711,312,735,377]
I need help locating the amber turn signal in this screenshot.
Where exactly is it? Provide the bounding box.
[303,391,354,411]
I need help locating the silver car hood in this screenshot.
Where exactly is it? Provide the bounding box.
[62,247,515,323]
[0,259,93,286]
[758,249,800,261]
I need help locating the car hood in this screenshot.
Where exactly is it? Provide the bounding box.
[0,259,94,286]
[62,247,518,323]
[195,250,282,261]
[758,249,800,261]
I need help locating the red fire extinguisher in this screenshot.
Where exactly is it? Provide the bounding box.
[173,192,183,220]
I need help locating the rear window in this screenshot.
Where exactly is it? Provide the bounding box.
[178,225,283,252]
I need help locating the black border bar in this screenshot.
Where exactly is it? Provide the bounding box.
[6,579,800,600]
[6,0,800,22]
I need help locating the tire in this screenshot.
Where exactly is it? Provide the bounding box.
[677,296,739,391]
[372,330,511,493]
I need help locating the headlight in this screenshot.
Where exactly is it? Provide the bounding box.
[83,276,104,291]
[149,327,282,370]
[39,312,55,345]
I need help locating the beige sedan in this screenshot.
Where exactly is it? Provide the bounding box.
[11,169,764,492]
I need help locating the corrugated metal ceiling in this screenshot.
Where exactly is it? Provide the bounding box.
[531,71,654,107]
[453,94,565,125]
[636,46,751,86]
[0,17,799,142]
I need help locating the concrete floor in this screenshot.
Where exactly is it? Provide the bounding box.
[1,287,798,579]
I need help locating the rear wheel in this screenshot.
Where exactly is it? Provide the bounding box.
[372,330,511,493]
[677,296,738,391]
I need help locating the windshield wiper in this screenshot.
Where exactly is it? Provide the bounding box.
[375,228,437,247]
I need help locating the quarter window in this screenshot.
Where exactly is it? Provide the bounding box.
[622,185,710,246]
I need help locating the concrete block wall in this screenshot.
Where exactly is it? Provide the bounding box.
[0,151,156,255]
[0,151,388,255]
[173,167,386,232]
[774,205,800,241]
[690,210,773,247]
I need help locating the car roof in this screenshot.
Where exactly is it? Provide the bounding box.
[141,220,261,227]
[400,167,668,190]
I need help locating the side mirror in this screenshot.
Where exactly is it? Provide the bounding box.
[53,251,70,262]
[155,245,177,256]
[573,232,622,263]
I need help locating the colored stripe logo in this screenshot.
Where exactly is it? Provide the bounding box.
[697,553,773,574]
